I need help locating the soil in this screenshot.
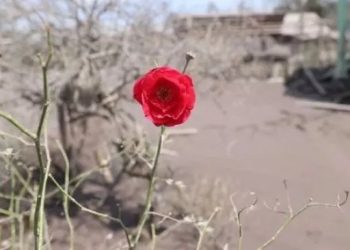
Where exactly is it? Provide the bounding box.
[7,79,350,250]
[169,79,350,250]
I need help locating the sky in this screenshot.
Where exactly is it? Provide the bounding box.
[170,0,279,14]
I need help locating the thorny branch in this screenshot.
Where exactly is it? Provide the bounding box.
[258,180,348,250]
[231,192,258,250]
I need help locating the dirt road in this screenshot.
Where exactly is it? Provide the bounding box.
[166,79,350,250]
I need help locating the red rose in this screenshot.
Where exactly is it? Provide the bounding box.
[133,66,195,126]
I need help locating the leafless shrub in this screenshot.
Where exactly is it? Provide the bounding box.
[0,1,348,250]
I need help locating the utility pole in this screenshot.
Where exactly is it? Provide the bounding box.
[335,0,348,79]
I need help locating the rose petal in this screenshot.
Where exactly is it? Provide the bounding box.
[133,66,195,126]
[133,78,145,104]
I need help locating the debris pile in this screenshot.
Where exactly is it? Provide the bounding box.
[285,64,350,102]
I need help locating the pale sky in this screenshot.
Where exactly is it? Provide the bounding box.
[169,0,279,13]
[29,0,279,14]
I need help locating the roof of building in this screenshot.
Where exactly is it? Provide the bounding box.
[280,12,338,40]
[174,12,338,40]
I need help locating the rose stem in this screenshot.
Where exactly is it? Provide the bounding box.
[132,53,194,249]
[132,126,165,249]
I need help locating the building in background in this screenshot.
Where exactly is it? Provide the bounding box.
[173,11,339,80]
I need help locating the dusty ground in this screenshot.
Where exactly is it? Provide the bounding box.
[3,78,350,250]
[166,79,350,250]
[53,78,350,250]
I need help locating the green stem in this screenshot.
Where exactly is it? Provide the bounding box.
[57,141,75,250]
[0,52,50,250]
[0,29,52,250]
[33,107,50,250]
[33,125,47,250]
[9,158,17,250]
[33,131,51,250]
[133,126,165,249]
[33,30,52,250]
[0,112,36,141]
[150,224,156,250]
[15,168,29,250]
